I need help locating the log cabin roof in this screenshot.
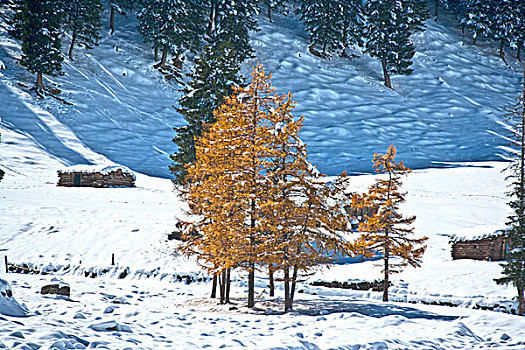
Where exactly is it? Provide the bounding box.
[451,225,507,243]
[57,164,136,180]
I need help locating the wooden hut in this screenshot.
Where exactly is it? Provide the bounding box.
[57,165,136,188]
[451,229,508,261]
[344,204,378,230]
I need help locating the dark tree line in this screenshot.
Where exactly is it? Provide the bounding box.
[435,0,525,62]
[295,0,429,89]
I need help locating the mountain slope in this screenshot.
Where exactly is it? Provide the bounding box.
[1,10,523,177]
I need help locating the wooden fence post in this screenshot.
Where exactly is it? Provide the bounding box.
[4,256,8,274]
[111,253,115,266]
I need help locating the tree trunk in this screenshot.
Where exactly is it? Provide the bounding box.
[518,285,524,316]
[517,42,522,62]
[267,5,272,22]
[381,57,392,89]
[110,5,115,35]
[383,244,390,302]
[284,267,291,312]
[225,268,231,304]
[154,47,169,70]
[269,267,275,297]
[248,265,255,308]
[461,25,465,35]
[434,2,438,21]
[290,266,298,308]
[68,28,77,61]
[211,274,217,298]
[473,34,477,46]
[207,0,217,36]
[219,270,226,304]
[500,39,505,61]
[36,72,44,90]
[154,47,159,61]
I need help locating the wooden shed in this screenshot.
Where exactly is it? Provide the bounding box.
[344,204,378,230]
[451,229,508,261]
[57,165,136,188]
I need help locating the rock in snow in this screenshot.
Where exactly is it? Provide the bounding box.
[41,283,70,297]
[0,279,29,317]
[89,320,132,333]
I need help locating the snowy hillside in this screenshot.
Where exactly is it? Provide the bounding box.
[1,9,523,177]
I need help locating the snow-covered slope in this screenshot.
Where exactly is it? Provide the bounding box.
[1,10,523,177]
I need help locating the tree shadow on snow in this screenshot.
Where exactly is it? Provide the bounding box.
[285,299,459,321]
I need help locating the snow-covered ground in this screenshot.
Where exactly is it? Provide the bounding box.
[1,5,525,350]
[1,122,525,349]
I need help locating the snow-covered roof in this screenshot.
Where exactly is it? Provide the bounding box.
[58,164,136,179]
[451,225,507,243]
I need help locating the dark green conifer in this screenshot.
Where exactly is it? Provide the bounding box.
[169,41,243,185]
[495,71,525,316]
[63,0,102,60]
[10,0,63,90]
[205,0,258,63]
[137,0,205,70]
[364,0,427,89]
[109,0,134,35]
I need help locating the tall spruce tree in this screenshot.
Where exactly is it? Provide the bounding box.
[261,0,287,22]
[495,71,525,316]
[461,0,492,45]
[137,0,205,70]
[489,0,521,62]
[62,0,102,60]
[355,145,428,302]
[339,0,365,56]
[364,0,427,88]
[10,0,63,90]
[507,0,525,62]
[109,0,134,35]
[205,0,259,63]
[297,0,345,56]
[169,41,242,184]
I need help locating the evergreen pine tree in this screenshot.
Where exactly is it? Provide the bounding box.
[508,0,525,62]
[355,145,428,302]
[10,0,63,90]
[137,0,205,70]
[489,0,521,62]
[364,0,425,88]
[169,41,242,185]
[495,71,525,316]
[205,0,259,63]
[434,0,447,20]
[262,0,287,22]
[339,0,365,56]
[461,0,492,45]
[109,0,134,35]
[62,0,102,60]
[297,0,344,56]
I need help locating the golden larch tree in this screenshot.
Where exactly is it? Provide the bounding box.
[355,144,428,302]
